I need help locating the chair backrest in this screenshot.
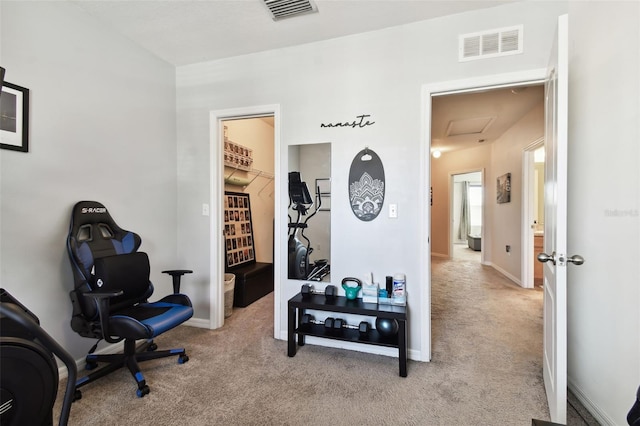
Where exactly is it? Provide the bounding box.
[67,201,151,322]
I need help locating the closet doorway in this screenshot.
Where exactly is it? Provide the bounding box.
[219,115,275,327]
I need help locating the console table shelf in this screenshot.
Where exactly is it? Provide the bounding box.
[287,292,408,377]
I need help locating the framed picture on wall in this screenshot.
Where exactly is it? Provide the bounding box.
[497,172,511,204]
[224,191,256,269]
[0,81,30,153]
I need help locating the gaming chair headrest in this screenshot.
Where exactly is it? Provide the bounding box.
[67,201,142,283]
[70,201,117,228]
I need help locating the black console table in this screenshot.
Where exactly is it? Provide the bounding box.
[287,292,408,377]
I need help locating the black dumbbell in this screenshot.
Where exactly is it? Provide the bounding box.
[300,314,335,329]
[333,318,344,330]
[358,321,371,337]
[300,313,314,327]
[325,285,337,299]
[301,284,337,300]
[300,314,370,338]
[324,317,335,329]
[331,318,371,337]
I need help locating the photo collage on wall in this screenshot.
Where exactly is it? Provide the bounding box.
[224,191,256,269]
[223,126,253,172]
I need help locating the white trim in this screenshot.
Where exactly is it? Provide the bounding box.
[521,137,545,289]
[184,317,211,329]
[488,262,522,286]
[421,68,547,365]
[209,105,281,335]
[568,378,616,426]
[277,330,422,362]
[419,84,432,361]
[57,340,126,380]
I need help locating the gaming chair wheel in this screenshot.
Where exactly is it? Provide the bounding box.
[136,385,150,398]
[0,338,58,426]
[85,360,98,370]
[147,342,158,351]
[178,354,189,364]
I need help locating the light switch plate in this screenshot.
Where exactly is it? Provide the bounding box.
[389,203,398,218]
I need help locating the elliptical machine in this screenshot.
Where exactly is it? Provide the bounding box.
[288,172,329,281]
[0,288,77,426]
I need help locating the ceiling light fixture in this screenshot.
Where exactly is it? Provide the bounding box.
[432,150,442,159]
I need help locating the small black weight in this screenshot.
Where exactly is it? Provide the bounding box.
[324,317,334,329]
[333,318,344,331]
[324,285,337,300]
[301,284,337,301]
[358,321,371,336]
[301,284,312,298]
[301,313,314,326]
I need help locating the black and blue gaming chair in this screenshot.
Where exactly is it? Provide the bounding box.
[66,200,193,398]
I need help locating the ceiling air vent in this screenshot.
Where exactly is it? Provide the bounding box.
[263,0,318,21]
[459,25,523,62]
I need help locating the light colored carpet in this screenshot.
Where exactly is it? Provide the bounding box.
[53,254,597,425]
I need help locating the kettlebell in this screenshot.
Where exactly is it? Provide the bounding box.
[341,277,362,300]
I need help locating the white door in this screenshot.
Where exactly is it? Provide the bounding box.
[538,14,577,424]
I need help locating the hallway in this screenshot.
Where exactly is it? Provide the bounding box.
[431,248,598,425]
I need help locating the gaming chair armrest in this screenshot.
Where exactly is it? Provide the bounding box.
[82,290,124,344]
[162,270,193,294]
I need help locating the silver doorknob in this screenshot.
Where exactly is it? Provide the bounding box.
[566,254,585,265]
[537,252,556,265]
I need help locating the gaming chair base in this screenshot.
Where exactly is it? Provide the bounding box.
[76,339,189,398]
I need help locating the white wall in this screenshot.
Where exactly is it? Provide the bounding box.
[567,2,640,424]
[432,144,493,257]
[0,2,177,362]
[489,102,544,282]
[2,1,636,423]
[176,2,566,358]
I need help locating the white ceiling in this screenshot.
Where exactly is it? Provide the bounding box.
[69,0,518,66]
[68,0,539,155]
[432,84,544,154]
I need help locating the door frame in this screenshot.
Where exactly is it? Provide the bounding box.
[449,169,485,263]
[421,69,546,362]
[209,105,281,335]
[522,137,545,289]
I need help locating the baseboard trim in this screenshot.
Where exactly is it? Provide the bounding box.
[568,378,616,426]
[55,320,211,381]
[184,317,212,329]
[277,330,424,362]
[486,262,522,286]
[431,252,449,259]
[57,340,126,381]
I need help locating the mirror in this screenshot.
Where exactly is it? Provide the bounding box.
[288,143,331,282]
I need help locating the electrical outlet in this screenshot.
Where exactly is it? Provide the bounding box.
[506,245,511,253]
[202,203,210,216]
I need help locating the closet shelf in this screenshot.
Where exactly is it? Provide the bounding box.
[225,167,274,194]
